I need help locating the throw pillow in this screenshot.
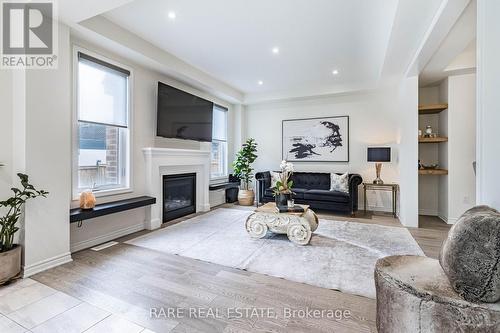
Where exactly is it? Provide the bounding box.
[439,205,500,303]
[270,172,281,188]
[330,172,349,193]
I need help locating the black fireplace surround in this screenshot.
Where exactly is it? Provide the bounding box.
[163,173,196,222]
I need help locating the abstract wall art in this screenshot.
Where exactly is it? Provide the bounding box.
[282,116,349,162]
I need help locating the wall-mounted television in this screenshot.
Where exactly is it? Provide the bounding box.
[156,82,213,142]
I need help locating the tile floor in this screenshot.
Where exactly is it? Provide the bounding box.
[0,278,155,333]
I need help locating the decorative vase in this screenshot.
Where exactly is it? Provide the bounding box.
[238,189,254,206]
[79,191,96,210]
[0,245,22,284]
[275,193,291,207]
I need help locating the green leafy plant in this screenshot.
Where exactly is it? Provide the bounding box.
[232,138,258,190]
[272,160,295,196]
[0,173,48,252]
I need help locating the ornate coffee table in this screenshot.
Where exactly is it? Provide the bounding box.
[245,203,319,245]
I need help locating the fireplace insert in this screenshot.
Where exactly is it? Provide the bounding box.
[163,173,196,222]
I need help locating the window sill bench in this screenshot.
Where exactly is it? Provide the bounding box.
[70,196,156,224]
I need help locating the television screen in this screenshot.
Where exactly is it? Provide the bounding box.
[157,82,214,142]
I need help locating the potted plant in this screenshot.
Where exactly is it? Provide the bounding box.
[232,138,258,206]
[0,173,48,284]
[273,160,295,206]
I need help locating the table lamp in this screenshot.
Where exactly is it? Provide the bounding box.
[367,147,391,184]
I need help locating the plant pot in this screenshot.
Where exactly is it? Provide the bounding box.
[238,189,254,206]
[0,245,22,284]
[275,193,292,207]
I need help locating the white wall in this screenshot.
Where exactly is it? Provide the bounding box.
[69,38,236,252]
[446,73,476,222]
[22,24,73,275]
[438,78,449,222]
[476,0,500,209]
[245,87,401,213]
[0,70,13,204]
[398,76,419,227]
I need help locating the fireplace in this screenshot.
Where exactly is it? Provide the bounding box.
[163,173,196,222]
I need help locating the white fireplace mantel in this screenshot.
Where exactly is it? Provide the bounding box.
[143,147,211,230]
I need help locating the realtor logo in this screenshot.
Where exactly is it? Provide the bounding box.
[1,0,57,68]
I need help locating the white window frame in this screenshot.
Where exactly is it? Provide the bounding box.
[72,46,133,200]
[210,105,228,181]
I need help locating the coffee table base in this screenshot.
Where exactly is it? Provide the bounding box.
[245,208,318,245]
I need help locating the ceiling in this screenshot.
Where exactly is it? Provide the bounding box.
[419,0,476,86]
[61,0,449,103]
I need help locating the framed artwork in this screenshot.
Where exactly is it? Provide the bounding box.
[282,116,349,162]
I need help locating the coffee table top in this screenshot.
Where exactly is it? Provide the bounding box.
[255,202,310,216]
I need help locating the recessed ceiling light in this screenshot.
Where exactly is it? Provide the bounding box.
[272,47,280,54]
[168,11,176,20]
[332,69,339,75]
[258,80,264,85]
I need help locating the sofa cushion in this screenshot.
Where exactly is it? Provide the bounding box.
[330,172,349,193]
[304,189,349,203]
[292,188,307,199]
[291,172,330,190]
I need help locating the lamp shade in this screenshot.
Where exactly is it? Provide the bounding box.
[367,147,391,162]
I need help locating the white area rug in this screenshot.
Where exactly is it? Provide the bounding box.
[126,208,424,298]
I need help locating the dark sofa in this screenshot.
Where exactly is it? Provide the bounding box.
[255,171,362,214]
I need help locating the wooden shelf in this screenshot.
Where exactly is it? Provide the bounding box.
[418,104,448,114]
[418,136,448,143]
[418,168,448,175]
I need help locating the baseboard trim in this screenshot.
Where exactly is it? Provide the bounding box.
[70,223,145,253]
[364,205,393,213]
[145,218,162,230]
[22,252,73,277]
[199,203,211,212]
[438,214,458,225]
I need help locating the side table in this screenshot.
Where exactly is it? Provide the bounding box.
[363,183,399,218]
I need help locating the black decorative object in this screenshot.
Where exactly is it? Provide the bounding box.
[282,116,349,162]
[277,205,305,213]
[275,193,291,207]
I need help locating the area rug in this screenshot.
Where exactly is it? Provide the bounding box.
[126,208,424,298]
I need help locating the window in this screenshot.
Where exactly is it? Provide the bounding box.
[211,105,228,179]
[74,51,131,195]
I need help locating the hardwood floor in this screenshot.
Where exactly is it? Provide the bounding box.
[30,206,450,333]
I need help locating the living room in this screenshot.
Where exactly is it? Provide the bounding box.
[0,0,499,332]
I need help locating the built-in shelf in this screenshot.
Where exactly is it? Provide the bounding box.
[418,136,448,143]
[209,181,240,191]
[418,168,448,175]
[70,196,156,224]
[418,104,448,114]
